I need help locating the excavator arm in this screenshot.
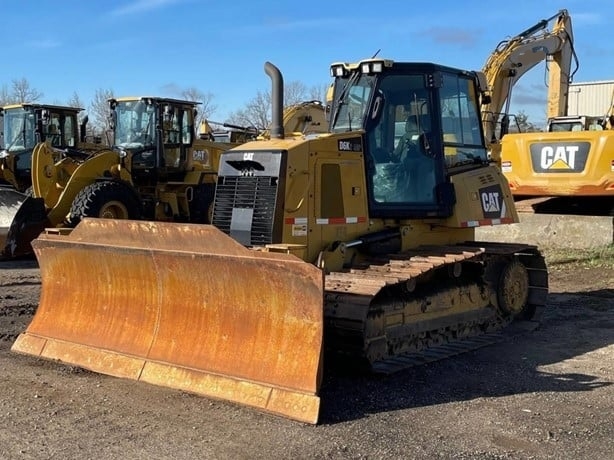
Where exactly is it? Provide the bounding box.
[482,9,577,149]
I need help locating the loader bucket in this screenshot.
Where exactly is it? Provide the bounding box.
[12,218,325,423]
[0,188,49,259]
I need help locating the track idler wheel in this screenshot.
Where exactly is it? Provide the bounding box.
[497,260,530,318]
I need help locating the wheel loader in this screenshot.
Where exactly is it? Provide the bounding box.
[0,97,236,258]
[0,103,98,254]
[12,60,548,424]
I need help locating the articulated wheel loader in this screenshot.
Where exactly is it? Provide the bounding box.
[0,103,97,253]
[12,60,549,424]
[1,97,236,259]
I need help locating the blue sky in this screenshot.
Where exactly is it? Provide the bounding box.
[3,0,612,124]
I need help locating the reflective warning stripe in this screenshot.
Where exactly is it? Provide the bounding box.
[461,217,514,228]
[284,217,308,225]
[316,216,367,225]
[285,217,367,225]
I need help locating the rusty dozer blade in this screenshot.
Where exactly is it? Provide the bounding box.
[12,218,325,424]
[0,194,50,259]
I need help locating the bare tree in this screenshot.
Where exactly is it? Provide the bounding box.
[89,88,114,132]
[180,87,216,126]
[67,92,88,124]
[226,80,326,129]
[66,91,84,109]
[309,84,330,104]
[11,77,43,103]
[0,79,44,106]
[0,85,11,106]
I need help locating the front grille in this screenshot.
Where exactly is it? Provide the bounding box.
[212,176,278,245]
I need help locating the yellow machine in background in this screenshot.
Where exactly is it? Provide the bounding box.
[0,103,97,192]
[1,97,233,258]
[1,98,329,259]
[0,103,99,253]
[202,99,327,141]
[500,110,614,202]
[13,60,548,424]
[500,66,614,208]
[481,9,576,159]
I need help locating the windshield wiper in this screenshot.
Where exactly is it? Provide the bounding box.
[331,70,362,129]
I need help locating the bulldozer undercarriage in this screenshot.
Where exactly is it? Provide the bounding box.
[324,242,548,374]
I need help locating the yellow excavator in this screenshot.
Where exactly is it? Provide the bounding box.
[12,60,548,424]
[481,9,576,160]
[0,103,98,254]
[500,87,614,206]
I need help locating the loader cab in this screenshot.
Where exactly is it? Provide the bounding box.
[109,97,198,181]
[0,104,82,188]
[329,60,489,219]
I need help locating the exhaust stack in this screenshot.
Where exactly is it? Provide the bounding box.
[264,62,284,139]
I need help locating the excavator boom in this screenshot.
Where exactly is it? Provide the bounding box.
[481,9,576,153]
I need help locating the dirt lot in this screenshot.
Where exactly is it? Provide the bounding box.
[1,249,613,460]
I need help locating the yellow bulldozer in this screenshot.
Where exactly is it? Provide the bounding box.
[12,60,548,424]
[0,103,100,253]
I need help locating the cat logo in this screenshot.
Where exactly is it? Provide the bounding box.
[540,145,577,170]
[482,191,500,212]
[530,142,590,173]
[479,184,505,218]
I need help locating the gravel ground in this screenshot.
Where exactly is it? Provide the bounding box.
[0,252,612,460]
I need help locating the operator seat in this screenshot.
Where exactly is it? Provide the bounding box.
[393,118,421,160]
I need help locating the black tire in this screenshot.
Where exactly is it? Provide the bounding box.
[66,181,142,227]
[189,184,215,224]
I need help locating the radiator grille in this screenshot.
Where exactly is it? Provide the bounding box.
[212,176,278,245]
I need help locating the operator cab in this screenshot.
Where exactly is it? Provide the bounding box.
[547,115,604,132]
[109,97,198,181]
[0,104,82,181]
[329,59,489,219]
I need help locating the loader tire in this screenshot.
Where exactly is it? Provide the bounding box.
[189,183,215,224]
[67,181,141,227]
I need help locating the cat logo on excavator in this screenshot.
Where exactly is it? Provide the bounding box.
[531,142,590,172]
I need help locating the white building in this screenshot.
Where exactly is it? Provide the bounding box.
[566,80,614,117]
